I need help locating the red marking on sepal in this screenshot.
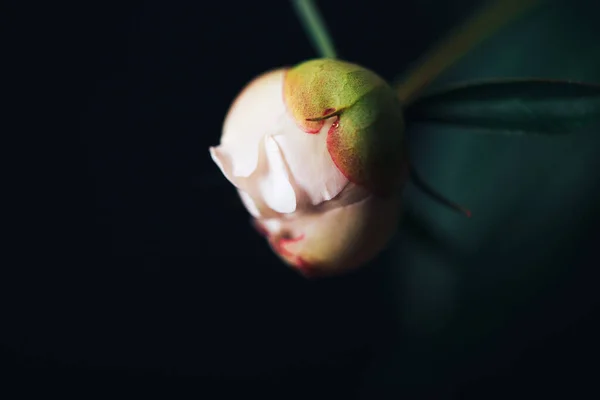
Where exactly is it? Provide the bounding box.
[304,125,322,134]
[325,117,363,190]
[301,118,324,134]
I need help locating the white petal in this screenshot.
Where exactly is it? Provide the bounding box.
[272,192,399,274]
[258,136,297,214]
[262,218,282,235]
[238,190,261,218]
[209,145,240,187]
[273,116,348,206]
[220,70,288,178]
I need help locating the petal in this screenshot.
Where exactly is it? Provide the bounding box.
[209,145,239,187]
[275,193,400,275]
[273,115,348,207]
[262,218,282,235]
[238,189,261,218]
[220,70,288,178]
[258,136,297,214]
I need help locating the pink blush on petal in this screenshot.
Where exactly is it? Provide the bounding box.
[274,234,305,257]
[252,220,270,237]
[293,257,318,278]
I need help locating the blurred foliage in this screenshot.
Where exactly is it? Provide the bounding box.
[406,79,600,135]
[362,0,600,397]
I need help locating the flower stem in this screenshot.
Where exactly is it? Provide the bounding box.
[292,0,337,59]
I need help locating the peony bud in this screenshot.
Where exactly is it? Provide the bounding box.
[209,59,408,277]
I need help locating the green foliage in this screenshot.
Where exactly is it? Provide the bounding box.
[405,79,600,135]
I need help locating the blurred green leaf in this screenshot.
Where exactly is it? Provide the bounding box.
[405,79,600,134]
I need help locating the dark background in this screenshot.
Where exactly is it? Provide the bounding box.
[4,0,600,398]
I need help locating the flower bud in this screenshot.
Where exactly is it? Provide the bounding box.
[209,59,408,277]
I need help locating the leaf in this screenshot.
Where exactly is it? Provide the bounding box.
[408,165,471,217]
[395,0,542,104]
[404,79,600,135]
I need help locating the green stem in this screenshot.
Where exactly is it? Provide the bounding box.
[292,0,337,59]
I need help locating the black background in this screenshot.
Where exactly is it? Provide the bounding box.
[4,0,599,398]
